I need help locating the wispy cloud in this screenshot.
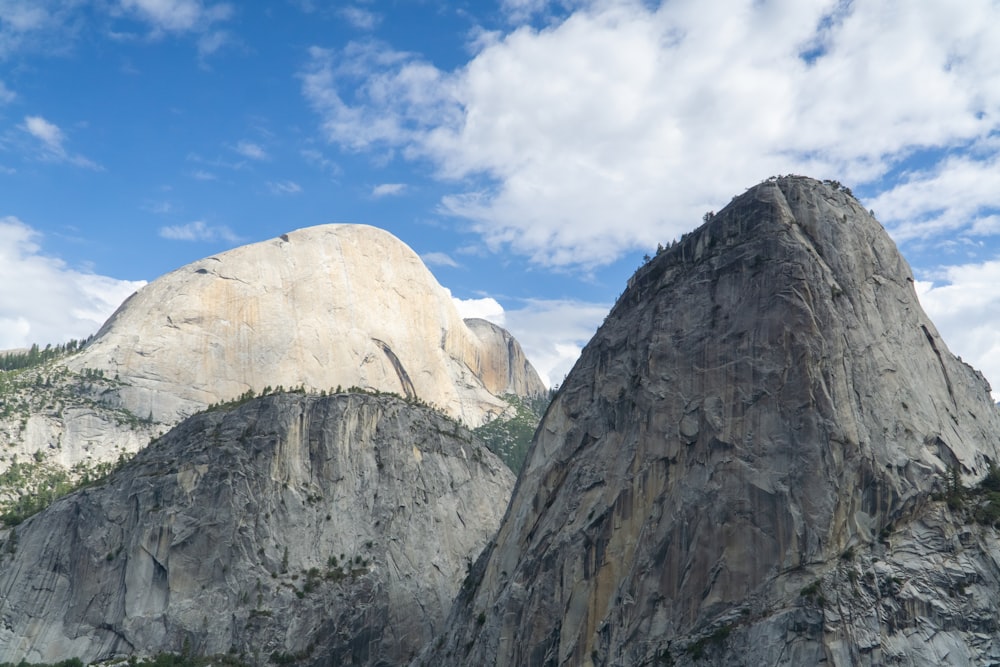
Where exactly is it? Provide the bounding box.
[423,252,460,268]
[159,220,240,242]
[190,169,217,180]
[0,81,15,105]
[0,1,235,59]
[20,115,100,169]
[300,147,341,176]
[197,29,231,57]
[0,217,145,348]
[118,0,234,34]
[340,6,381,30]
[302,0,1000,270]
[0,1,81,59]
[371,182,406,197]
[234,140,268,160]
[267,180,302,195]
[142,200,174,214]
[23,115,63,148]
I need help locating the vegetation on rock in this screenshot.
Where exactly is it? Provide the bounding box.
[473,391,554,472]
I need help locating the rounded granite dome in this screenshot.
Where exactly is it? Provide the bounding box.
[72,223,543,425]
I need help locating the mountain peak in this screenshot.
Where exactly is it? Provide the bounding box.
[420,176,1000,665]
[71,223,544,426]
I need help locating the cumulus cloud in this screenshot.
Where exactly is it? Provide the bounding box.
[371,183,406,197]
[915,264,1000,400]
[502,298,608,388]
[159,220,240,242]
[302,0,1000,270]
[0,217,146,349]
[20,115,100,169]
[453,296,506,325]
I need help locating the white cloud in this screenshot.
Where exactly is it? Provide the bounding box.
[159,220,240,242]
[267,180,302,195]
[118,0,233,34]
[423,252,460,268]
[453,296,506,324]
[0,81,15,104]
[197,28,230,57]
[190,169,217,180]
[371,182,406,197]
[505,299,608,388]
[302,0,1000,270]
[0,217,146,349]
[340,6,380,30]
[869,154,1000,242]
[20,114,100,169]
[450,294,608,388]
[0,1,235,58]
[234,140,267,160]
[915,263,1000,400]
[23,115,63,149]
[0,1,81,58]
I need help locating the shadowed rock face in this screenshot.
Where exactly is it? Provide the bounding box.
[0,392,514,666]
[417,177,1000,666]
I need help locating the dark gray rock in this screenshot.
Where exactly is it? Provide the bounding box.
[416,176,1000,666]
[0,392,514,666]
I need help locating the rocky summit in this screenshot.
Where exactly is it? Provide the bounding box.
[0,224,544,503]
[71,224,545,427]
[417,176,1000,666]
[0,391,514,666]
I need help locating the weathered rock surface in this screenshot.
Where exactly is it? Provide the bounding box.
[0,392,514,666]
[417,176,1000,666]
[0,364,161,508]
[1,224,543,503]
[464,318,547,400]
[69,224,543,427]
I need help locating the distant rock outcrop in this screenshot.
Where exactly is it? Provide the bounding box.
[71,224,543,427]
[0,392,514,666]
[464,318,547,400]
[417,176,1000,666]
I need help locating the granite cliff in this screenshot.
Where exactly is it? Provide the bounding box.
[0,224,544,512]
[70,224,545,427]
[418,176,1000,666]
[0,391,514,665]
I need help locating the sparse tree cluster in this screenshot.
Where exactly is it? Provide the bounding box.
[0,338,90,372]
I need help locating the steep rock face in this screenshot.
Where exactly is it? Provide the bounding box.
[69,224,541,427]
[0,392,514,666]
[464,318,547,399]
[417,176,1000,666]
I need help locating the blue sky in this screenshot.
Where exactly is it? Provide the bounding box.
[2,0,1000,391]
